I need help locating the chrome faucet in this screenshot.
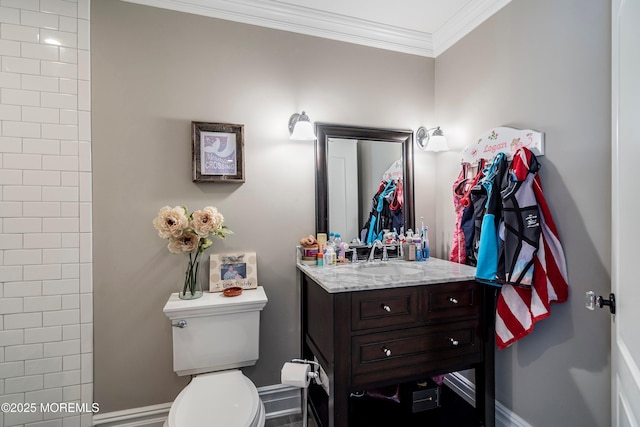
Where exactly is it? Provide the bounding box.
[367,240,383,262]
[382,245,389,261]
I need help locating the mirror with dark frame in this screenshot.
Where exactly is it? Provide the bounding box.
[315,123,415,243]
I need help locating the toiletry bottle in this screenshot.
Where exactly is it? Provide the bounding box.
[414,235,423,261]
[317,250,324,267]
[404,231,414,261]
[326,233,336,257]
[339,242,349,261]
[398,231,406,259]
[317,233,327,255]
[404,230,413,260]
[325,245,336,266]
[408,242,416,261]
[423,226,430,259]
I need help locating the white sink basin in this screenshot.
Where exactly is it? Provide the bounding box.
[356,263,424,276]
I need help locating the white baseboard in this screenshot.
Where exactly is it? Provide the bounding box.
[444,372,532,427]
[92,402,171,427]
[92,384,301,426]
[93,376,530,427]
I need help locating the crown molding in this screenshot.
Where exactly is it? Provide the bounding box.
[433,0,512,56]
[122,0,511,58]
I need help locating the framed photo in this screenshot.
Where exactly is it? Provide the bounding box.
[209,252,258,292]
[192,122,245,183]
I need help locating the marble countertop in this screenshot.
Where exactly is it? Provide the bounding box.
[296,257,477,293]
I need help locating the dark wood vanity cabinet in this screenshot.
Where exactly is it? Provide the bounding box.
[300,275,496,427]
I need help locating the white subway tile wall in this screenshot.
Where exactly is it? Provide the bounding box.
[0,1,92,427]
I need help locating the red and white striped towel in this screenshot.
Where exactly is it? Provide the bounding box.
[495,149,569,349]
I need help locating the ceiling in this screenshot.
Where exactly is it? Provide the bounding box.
[122,0,511,57]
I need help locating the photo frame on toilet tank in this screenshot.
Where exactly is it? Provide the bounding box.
[209,252,258,292]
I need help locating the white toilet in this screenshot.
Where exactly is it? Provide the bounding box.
[163,286,268,427]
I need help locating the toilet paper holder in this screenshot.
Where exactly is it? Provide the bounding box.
[283,359,320,427]
[289,358,319,383]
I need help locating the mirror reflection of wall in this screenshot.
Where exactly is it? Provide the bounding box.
[328,138,359,241]
[328,138,403,243]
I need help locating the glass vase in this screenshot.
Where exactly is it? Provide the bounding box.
[179,252,203,300]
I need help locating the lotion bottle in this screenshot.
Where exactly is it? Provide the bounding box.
[325,245,336,265]
[404,230,413,261]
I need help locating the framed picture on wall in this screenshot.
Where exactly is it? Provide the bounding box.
[192,122,245,183]
[209,252,258,292]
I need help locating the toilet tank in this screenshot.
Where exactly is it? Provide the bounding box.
[163,286,268,376]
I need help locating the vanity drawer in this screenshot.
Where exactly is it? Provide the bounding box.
[351,319,480,382]
[351,287,419,331]
[423,281,480,322]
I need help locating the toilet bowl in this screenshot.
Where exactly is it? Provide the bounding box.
[163,287,268,427]
[164,370,265,427]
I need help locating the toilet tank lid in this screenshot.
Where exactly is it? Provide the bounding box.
[163,286,267,320]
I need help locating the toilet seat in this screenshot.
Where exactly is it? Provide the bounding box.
[167,370,264,427]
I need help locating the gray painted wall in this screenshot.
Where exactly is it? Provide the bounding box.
[434,0,611,426]
[91,0,435,412]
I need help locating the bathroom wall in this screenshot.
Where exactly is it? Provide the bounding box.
[434,0,611,426]
[0,1,93,426]
[91,0,435,412]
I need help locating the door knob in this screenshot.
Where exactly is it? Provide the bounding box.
[585,291,616,314]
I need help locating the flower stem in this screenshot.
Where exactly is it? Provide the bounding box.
[182,251,201,296]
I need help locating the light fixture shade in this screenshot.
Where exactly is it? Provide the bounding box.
[416,126,449,152]
[424,134,448,152]
[289,111,316,140]
[291,120,316,140]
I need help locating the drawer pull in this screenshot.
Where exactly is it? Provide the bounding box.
[449,297,459,304]
[382,347,392,357]
[450,338,459,346]
[381,304,391,312]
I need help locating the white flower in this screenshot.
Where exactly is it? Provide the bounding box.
[191,206,223,237]
[168,229,200,254]
[154,204,232,256]
[153,206,188,239]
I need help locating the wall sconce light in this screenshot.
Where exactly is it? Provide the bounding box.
[288,111,316,140]
[416,126,449,152]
